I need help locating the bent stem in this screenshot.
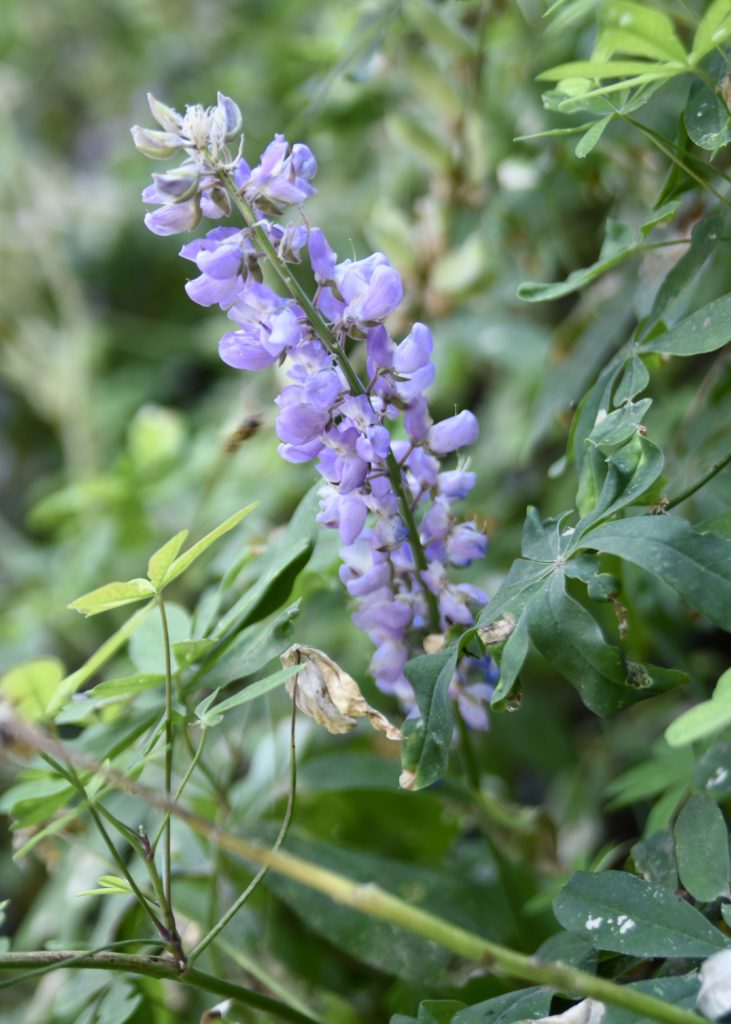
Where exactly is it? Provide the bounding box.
[214,163,441,632]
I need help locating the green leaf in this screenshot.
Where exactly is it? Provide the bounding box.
[631,830,678,889]
[599,2,687,63]
[216,485,320,633]
[614,356,649,404]
[163,503,256,586]
[526,572,664,716]
[146,529,188,589]
[78,874,134,898]
[686,75,731,150]
[489,614,529,710]
[418,1001,466,1024]
[579,433,665,529]
[603,975,699,1024]
[554,869,730,956]
[90,673,164,699]
[666,668,731,746]
[575,115,612,157]
[191,602,300,692]
[68,578,155,617]
[195,663,300,726]
[587,398,652,450]
[402,648,458,790]
[644,212,723,330]
[452,987,552,1023]
[675,794,730,901]
[695,741,731,797]
[171,637,216,668]
[607,743,694,807]
[643,291,731,356]
[538,59,681,81]
[0,658,64,721]
[580,515,731,630]
[691,0,731,62]
[518,220,640,301]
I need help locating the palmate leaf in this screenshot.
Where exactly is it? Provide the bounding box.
[554,870,730,957]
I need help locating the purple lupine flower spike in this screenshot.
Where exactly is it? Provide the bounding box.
[134,92,494,727]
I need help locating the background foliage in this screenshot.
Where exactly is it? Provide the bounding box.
[1,1,731,1022]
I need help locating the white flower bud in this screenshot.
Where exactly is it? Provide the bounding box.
[146,93,183,133]
[281,644,402,741]
[131,125,182,159]
[698,949,731,1020]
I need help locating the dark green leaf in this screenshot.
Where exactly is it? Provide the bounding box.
[489,614,529,709]
[193,602,300,692]
[418,1001,466,1024]
[195,663,299,726]
[554,869,730,956]
[675,794,730,901]
[645,212,723,330]
[614,356,649,404]
[452,987,552,1023]
[603,975,699,1024]
[402,648,458,789]
[581,516,731,630]
[631,830,678,889]
[643,291,731,357]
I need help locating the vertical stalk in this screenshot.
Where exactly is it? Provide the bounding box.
[156,594,175,910]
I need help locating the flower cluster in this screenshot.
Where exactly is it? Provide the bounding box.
[133,93,494,724]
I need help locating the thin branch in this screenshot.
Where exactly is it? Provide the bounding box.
[666,448,731,509]
[0,952,321,1024]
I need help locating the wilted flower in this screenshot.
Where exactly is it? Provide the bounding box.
[281,644,402,740]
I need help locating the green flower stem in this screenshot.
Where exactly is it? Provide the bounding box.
[152,724,209,852]
[18,723,706,1024]
[0,952,322,1024]
[185,689,299,966]
[214,164,441,632]
[156,593,175,911]
[666,448,731,510]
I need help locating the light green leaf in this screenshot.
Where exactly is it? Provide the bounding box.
[644,290,731,357]
[580,516,731,630]
[195,663,300,726]
[78,874,134,898]
[90,673,164,699]
[146,529,188,589]
[538,59,681,81]
[68,578,155,617]
[1,658,64,721]
[554,869,730,956]
[575,115,612,157]
[675,794,730,901]
[666,668,731,746]
[599,2,687,63]
[163,503,256,586]
[691,0,731,62]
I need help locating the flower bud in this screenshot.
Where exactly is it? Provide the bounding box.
[281,644,402,740]
[146,93,183,133]
[427,410,478,454]
[152,167,200,202]
[131,125,182,159]
[217,92,243,139]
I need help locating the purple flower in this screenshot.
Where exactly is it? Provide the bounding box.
[428,411,479,454]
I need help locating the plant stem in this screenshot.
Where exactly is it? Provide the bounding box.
[156,593,175,911]
[152,724,209,852]
[45,756,167,939]
[14,726,706,1024]
[214,165,441,631]
[0,952,321,1024]
[666,448,731,509]
[186,687,299,966]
